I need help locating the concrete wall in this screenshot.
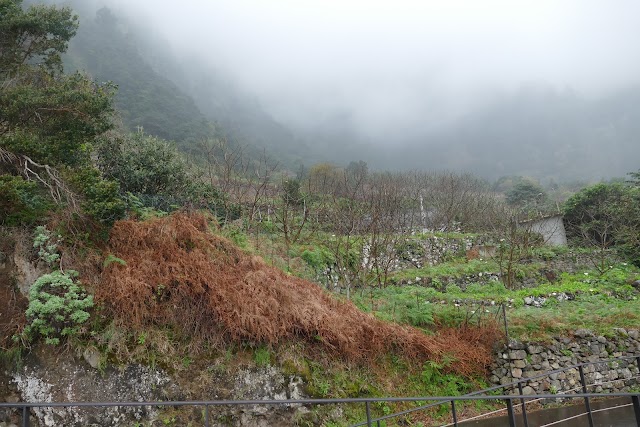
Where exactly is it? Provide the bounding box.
[521,215,567,246]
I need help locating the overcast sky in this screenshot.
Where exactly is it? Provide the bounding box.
[105,0,640,139]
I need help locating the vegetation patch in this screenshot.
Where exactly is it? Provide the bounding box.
[356,262,640,341]
[22,270,93,345]
[97,212,500,376]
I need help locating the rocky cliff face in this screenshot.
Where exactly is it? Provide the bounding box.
[5,346,176,426]
[3,346,308,426]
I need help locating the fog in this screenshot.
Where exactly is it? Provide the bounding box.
[102,0,640,141]
[35,0,640,179]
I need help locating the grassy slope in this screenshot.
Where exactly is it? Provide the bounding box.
[351,259,639,341]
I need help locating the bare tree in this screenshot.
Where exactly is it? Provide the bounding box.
[309,168,417,295]
[272,178,310,269]
[314,166,369,298]
[365,172,411,289]
[496,216,532,290]
[197,138,278,224]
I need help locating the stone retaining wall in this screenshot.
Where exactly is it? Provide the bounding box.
[491,328,640,396]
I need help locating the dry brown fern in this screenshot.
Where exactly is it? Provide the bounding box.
[97,212,499,376]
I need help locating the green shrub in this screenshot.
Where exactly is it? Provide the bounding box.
[355,286,434,327]
[23,270,93,345]
[103,254,126,268]
[96,132,190,197]
[33,225,60,266]
[0,175,52,226]
[564,182,640,266]
[395,239,425,262]
[260,219,277,234]
[123,192,167,220]
[222,224,249,249]
[301,246,335,271]
[532,246,558,261]
[484,281,508,294]
[186,182,238,222]
[445,284,462,294]
[73,167,126,224]
[421,358,472,397]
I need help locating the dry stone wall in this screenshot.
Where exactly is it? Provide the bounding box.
[491,328,640,396]
[394,235,481,269]
[318,235,487,290]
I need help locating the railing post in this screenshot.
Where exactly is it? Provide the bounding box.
[22,406,29,427]
[204,404,209,427]
[518,382,529,427]
[630,395,640,427]
[365,401,372,427]
[451,400,458,427]
[506,397,517,427]
[502,303,510,346]
[578,364,594,427]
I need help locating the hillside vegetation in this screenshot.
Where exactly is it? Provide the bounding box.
[97,212,496,376]
[2,1,640,425]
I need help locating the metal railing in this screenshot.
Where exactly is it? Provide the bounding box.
[355,354,640,427]
[1,356,639,427]
[1,393,639,427]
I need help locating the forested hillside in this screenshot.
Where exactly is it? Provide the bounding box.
[50,1,309,167]
[63,6,215,149]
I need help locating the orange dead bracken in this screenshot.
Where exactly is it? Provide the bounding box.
[97,212,498,376]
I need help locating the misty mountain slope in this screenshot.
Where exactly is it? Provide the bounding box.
[62,7,215,149]
[378,85,640,181]
[58,3,312,168]
[171,66,314,167]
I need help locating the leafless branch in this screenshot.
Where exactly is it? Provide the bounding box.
[0,146,78,210]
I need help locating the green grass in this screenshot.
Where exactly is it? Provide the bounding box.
[508,294,640,340]
[253,346,272,366]
[529,245,571,260]
[297,352,495,426]
[391,258,500,283]
[354,262,640,340]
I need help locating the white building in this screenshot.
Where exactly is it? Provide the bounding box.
[519,214,567,246]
